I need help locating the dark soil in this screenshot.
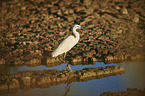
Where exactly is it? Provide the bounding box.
[0,0,145,65]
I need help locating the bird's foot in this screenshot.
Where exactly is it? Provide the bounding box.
[67,65,73,71]
[65,63,75,72]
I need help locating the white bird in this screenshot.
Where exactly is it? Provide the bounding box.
[51,24,86,71]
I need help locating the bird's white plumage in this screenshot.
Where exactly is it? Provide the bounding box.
[51,35,79,57]
[51,24,81,57]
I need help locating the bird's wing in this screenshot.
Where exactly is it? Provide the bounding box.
[58,35,76,50]
[51,35,78,57]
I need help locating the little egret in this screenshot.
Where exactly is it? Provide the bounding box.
[51,24,86,71]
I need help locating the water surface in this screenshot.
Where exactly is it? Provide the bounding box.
[0,61,145,96]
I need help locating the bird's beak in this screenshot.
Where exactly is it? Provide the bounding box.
[81,26,88,29]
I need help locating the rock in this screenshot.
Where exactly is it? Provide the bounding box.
[71,56,83,63]
[96,70,104,76]
[132,15,139,23]
[6,33,13,38]
[31,78,36,84]
[103,69,110,75]
[116,30,123,34]
[0,83,8,90]
[102,50,108,55]
[21,6,26,10]
[37,76,51,85]
[76,71,81,76]
[122,8,128,15]
[105,55,114,61]
[80,72,92,79]
[21,76,31,86]
[83,0,92,6]
[0,59,5,64]
[9,78,19,89]
[26,59,41,64]
[118,66,125,71]
[115,6,121,10]
[92,57,98,62]
[58,73,65,78]
[47,57,60,63]
[0,42,5,47]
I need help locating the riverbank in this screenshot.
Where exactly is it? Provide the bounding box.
[0,0,145,65]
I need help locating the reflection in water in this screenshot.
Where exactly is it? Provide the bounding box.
[64,84,72,96]
[0,61,144,96]
[125,62,145,89]
[0,65,11,73]
[0,62,118,74]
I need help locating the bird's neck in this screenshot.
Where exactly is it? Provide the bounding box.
[73,28,80,40]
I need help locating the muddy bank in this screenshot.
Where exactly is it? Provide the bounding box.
[0,0,145,65]
[101,88,145,96]
[0,66,125,92]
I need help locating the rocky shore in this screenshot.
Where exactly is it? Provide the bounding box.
[0,0,145,65]
[0,66,125,92]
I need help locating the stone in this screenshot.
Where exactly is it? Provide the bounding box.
[83,0,92,6]
[0,59,5,64]
[105,55,114,61]
[122,8,128,15]
[132,15,139,23]
[9,78,19,89]
[0,83,8,90]
[116,30,123,34]
[92,57,98,62]
[6,33,13,38]
[29,59,41,64]
[21,76,31,86]
[118,66,125,71]
[37,76,51,85]
[21,6,26,10]
[71,56,83,62]
[58,73,65,78]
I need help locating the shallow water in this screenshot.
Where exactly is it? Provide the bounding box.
[0,62,118,74]
[0,61,145,96]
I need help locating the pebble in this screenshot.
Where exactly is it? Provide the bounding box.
[132,15,139,23]
[122,8,128,15]
[21,6,26,10]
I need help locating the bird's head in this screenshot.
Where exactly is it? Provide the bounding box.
[73,24,82,29]
[73,24,88,30]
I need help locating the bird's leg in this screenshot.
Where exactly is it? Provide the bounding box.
[64,53,73,71]
[59,57,67,70]
[64,52,66,59]
[64,52,68,70]
[64,83,72,96]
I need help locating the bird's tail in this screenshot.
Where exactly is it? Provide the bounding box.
[51,52,55,57]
